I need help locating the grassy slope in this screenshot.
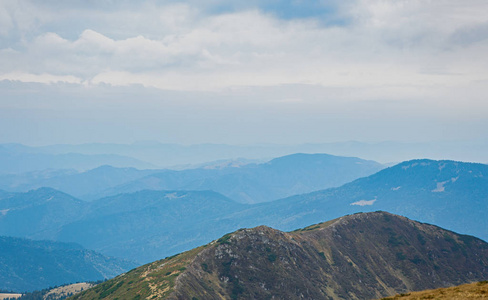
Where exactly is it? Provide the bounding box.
[70,245,207,300]
[380,280,488,299]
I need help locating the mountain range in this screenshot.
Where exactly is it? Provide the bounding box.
[0,153,384,203]
[0,158,487,264]
[70,212,488,300]
[93,153,384,203]
[11,140,488,168]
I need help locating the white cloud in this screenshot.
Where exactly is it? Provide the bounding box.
[1,1,488,146]
[0,1,487,100]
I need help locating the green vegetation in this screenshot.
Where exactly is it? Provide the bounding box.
[217,233,233,245]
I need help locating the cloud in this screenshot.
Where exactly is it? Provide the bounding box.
[0,0,487,101]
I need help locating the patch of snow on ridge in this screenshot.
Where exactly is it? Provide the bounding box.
[165,192,186,199]
[391,186,401,191]
[351,199,376,206]
[0,209,9,216]
[451,176,459,183]
[432,181,448,192]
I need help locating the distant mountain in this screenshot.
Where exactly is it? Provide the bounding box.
[0,166,158,200]
[0,144,154,174]
[0,236,136,293]
[32,140,488,168]
[56,190,248,263]
[227,159,488,242]
[0,188,247,263]
[0,188,85,239]
[71,212,488,300]
[97,153,385,203]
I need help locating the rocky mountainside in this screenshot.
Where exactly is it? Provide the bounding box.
[0,236,136,293]
[71,212,488,300]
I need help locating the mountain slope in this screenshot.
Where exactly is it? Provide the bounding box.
[71,212,488,300]
[229,159,488,241]
[98,153,384,203]
[0,236,136,293]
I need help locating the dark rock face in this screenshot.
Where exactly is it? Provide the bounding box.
[173,212,488,300]
[73,212,488,300]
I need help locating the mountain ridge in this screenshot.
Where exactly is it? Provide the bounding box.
[96,152,384,203]
[70,211,488,300]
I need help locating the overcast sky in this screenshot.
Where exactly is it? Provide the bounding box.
[1,0,487,145]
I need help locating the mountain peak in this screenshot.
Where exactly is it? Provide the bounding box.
[73,212,488,300]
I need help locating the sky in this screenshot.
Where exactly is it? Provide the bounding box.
[1,0,488,146]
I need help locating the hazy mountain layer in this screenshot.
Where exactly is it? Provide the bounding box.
[0,166,158,200]
[0,144,154,174]
[56,190,247,263]
[28,141,488,168]
[0,153,383,203]
[0,236,136,293]
[97,153,384,203]
[71,212,488,300]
